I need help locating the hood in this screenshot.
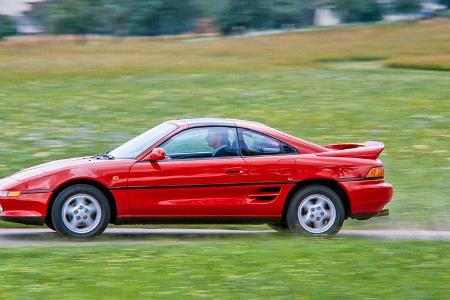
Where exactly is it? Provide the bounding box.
[10,157,93,181]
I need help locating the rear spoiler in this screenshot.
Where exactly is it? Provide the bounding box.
[318,141,385,160]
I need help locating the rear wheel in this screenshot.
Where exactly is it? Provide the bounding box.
[286,185,344,235]
[51,184,110,238]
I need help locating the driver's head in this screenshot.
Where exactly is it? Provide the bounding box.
[206,128,228,149]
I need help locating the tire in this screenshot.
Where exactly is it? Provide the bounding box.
[268,222,289,232]
[286,185,344,235]
[51,184,110,238]
[45,220,55,231]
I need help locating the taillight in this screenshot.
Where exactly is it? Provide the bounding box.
[365,166,384,179]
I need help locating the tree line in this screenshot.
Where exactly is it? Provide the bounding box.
[0,0,447,39]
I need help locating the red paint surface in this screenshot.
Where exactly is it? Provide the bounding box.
[0,119,393,223]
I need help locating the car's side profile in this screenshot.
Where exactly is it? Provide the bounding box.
[0,118,393,237]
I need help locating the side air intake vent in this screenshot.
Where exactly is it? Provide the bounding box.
[247,187,282,202]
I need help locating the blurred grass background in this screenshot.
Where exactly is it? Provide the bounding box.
[0,236,449,299]
[1,21,449,229]
[0,19,449,300]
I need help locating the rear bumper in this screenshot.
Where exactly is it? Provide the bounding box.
[0,192,52,225]
[350,209,389,220]
[339,179,393,216]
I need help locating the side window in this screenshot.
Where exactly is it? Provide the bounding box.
[161,127,239,159]
[238,129,297,156]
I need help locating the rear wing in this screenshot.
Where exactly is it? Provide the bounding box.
[318,141,385,160]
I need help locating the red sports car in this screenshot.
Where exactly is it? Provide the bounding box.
[0,118,392,237]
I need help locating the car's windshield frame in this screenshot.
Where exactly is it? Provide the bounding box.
[109,122,178,159]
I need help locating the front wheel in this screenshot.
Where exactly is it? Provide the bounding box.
[267,222,289,232]
[286,185,344,235]
[51,184,110,238]
[45,220,55,231]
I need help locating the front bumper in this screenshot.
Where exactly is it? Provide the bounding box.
[339,179,393,217]
[0,192,52,225]
[0,216,45,225]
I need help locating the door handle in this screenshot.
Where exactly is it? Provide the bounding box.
[225,168,245,175]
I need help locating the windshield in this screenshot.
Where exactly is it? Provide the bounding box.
[109,122,177,159]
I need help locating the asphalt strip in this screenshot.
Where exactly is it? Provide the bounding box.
[0,228,449,248]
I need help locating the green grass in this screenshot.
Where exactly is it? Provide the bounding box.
[0,21,449,230]
[0,236,448,299]
[0,21,449,299]
[387,57,450,71]
[1,68,449,229]
[314,55,385,63]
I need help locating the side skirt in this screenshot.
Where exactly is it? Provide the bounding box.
[115,216,281,225]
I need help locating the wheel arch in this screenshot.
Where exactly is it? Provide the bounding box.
[45,179,118,227]
[282,179,350,221]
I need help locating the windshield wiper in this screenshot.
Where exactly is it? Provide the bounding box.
[93,152,115,160]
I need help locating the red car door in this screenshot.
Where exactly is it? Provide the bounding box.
[128,127,247,217]
[237,128,299,217]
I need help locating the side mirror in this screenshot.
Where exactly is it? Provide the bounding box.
[147,148,166,161]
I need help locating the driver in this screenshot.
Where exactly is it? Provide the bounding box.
[206,128,230,157]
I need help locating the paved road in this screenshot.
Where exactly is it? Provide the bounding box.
[0,228,449,248]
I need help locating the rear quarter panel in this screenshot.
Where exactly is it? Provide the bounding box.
[239,154,381,217]
[294,154,381,181]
